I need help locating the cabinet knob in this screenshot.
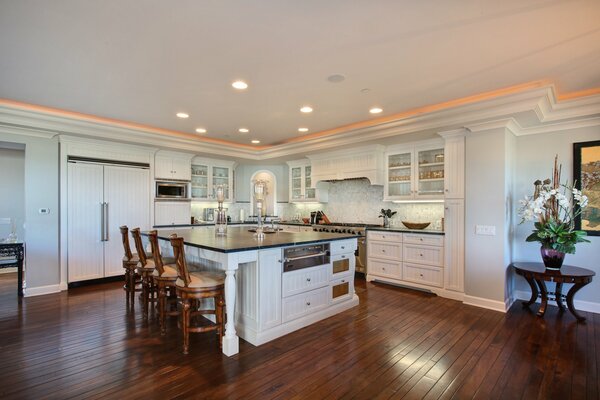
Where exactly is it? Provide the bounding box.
[341,246,345,249]
[382,236,386,239]
[306,302,311,306]
[307,278,311,282]
[419,238,423,241]
[445,189,449,192]
[382,249,386,253]
[277,260,282,263]
[341,255,346,259]
[420,253,423,257]
[341,279,345,283]
[419,273,424,277]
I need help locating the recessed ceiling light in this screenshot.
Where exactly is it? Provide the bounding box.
[251,140,260,144]
[176,112,189,119]
[369,107,383,114]
[232,80,248,90]
[298,127,309,132]
[327,74,345,83]
[361,88,371,93]
[300,106,313,113]
[195,128,207,134]
[239,128,249,133]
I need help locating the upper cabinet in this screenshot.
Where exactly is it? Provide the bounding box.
[191,157,236,202]
[287,159,328,203]
[155,151,193,181]
[439,129,466,199]
[384,142,445,201]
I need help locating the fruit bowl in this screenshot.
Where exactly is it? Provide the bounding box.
[401,221,430,230]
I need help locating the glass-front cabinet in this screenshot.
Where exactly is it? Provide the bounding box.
[190,157,235,202]
[287,159,327,203]
[384,142,444,201]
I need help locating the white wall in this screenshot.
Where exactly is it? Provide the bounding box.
[0,131,60,293]
[513,125,600,307]
[0,147,25,240]
[464,128,513,309]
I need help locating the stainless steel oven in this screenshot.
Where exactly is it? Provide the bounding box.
[283,243,330,273]
[156,181,189,199]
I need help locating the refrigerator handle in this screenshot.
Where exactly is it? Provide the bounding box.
[100,202,106,242]
[103,202,109,241]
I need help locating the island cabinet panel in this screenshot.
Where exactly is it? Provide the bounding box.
[258,249,282,331]
[368,240,402,261]
[282,264,329,298]
[330,239,356,255]
[282,286,329,323]
[330,277,352,304]
[368,259,402,280]
[403,263,443,287]
[403,243,444,267]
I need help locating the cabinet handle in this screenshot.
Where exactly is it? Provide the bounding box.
[341,255,346,259]
[341,246,345,249]
[277,260,282,263]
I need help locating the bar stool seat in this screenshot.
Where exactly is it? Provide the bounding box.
[152,265,178,278]
[176,271,224,288]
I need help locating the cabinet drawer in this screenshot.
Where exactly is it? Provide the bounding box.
[403,263,443,287]
[330,276,352,304]
[282,264,329,298]
[330,239,356,255]
[403,244,443,266]
[367,231,402,243]
[368,241,402,260]
[282,286,329,323]
[331,253,354,279]
[368,259,401,279]
[403,233,444,246]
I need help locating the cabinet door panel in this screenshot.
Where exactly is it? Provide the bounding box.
[68,162,104,282]
[154,155,173,180]
[171,157,191,180]
[104,166,150,277]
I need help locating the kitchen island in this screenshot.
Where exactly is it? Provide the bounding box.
[149,226,359,357]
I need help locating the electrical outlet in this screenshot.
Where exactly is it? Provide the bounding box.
[475,225,496,235]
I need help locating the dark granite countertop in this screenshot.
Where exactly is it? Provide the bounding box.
[366,227,445,235]
[146,226,358,253]
[153,221,254,228]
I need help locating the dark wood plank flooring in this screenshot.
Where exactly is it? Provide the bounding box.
[0,272,598,399]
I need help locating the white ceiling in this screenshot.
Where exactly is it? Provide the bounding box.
[1,0,599,146]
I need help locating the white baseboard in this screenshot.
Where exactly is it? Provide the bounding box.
[463,295,507,313]
[59,281,68,291]
[0,267,17,274]
[24,284,61,297]
[514,290,600,315]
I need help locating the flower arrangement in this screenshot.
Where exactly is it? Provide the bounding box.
[379,209,397,228]
[518,156,589,268]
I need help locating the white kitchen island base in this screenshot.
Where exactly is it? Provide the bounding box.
[152,227,359,357]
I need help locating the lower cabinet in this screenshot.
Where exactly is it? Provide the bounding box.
[367,231,451,296]
[237,240,358,346]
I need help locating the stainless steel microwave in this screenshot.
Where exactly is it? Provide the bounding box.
[156,181,189,199]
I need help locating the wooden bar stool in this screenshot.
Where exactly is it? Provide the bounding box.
[170,235,225,354]
[147,230,179,335]
[119,225,143,304]
[131,227,157,317]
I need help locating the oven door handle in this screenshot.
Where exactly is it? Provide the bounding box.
[284,251,328,263]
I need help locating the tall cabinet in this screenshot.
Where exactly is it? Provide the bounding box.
[67,160,150,283]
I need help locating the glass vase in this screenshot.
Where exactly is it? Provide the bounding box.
[540,247,565,270]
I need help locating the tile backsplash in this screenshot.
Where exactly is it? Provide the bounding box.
[192,178,445,230]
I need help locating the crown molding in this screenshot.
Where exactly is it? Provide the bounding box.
[1,83,599,161]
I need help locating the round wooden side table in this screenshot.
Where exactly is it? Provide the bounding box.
[511,262,595,322]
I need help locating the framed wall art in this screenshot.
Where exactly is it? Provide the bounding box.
[573,140,600,236]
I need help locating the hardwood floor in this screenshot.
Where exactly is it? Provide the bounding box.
[0,272,598,399]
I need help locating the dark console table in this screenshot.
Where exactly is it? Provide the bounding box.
[0,242,25,297]
[511,262,595,322]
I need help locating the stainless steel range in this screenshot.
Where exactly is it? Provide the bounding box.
[312,223,378,274]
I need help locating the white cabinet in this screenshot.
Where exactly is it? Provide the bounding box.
[68,161,150,283]
[444,199,465,292]
[191,157,235,202]
[367,230,446,293]
[384,142,445,201]
[154,201,191,226]
[258,248,282,330]
[155,151,192,181]
[441,130,466,199]
[286,159,328,203]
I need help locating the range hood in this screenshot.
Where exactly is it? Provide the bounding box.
[307,145,385,186]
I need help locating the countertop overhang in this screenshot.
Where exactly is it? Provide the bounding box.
[144,226,358,253]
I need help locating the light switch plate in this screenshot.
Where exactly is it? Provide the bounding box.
[39,208,50,214]
[475,225,496,235]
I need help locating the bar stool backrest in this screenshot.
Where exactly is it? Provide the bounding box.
[147,230,165,276]
[119,225,133,261]
[170,235,191,287]
[130,228,149,267]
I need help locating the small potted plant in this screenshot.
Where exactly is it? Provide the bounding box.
[379,209,397,228]
[518,156,589,269]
